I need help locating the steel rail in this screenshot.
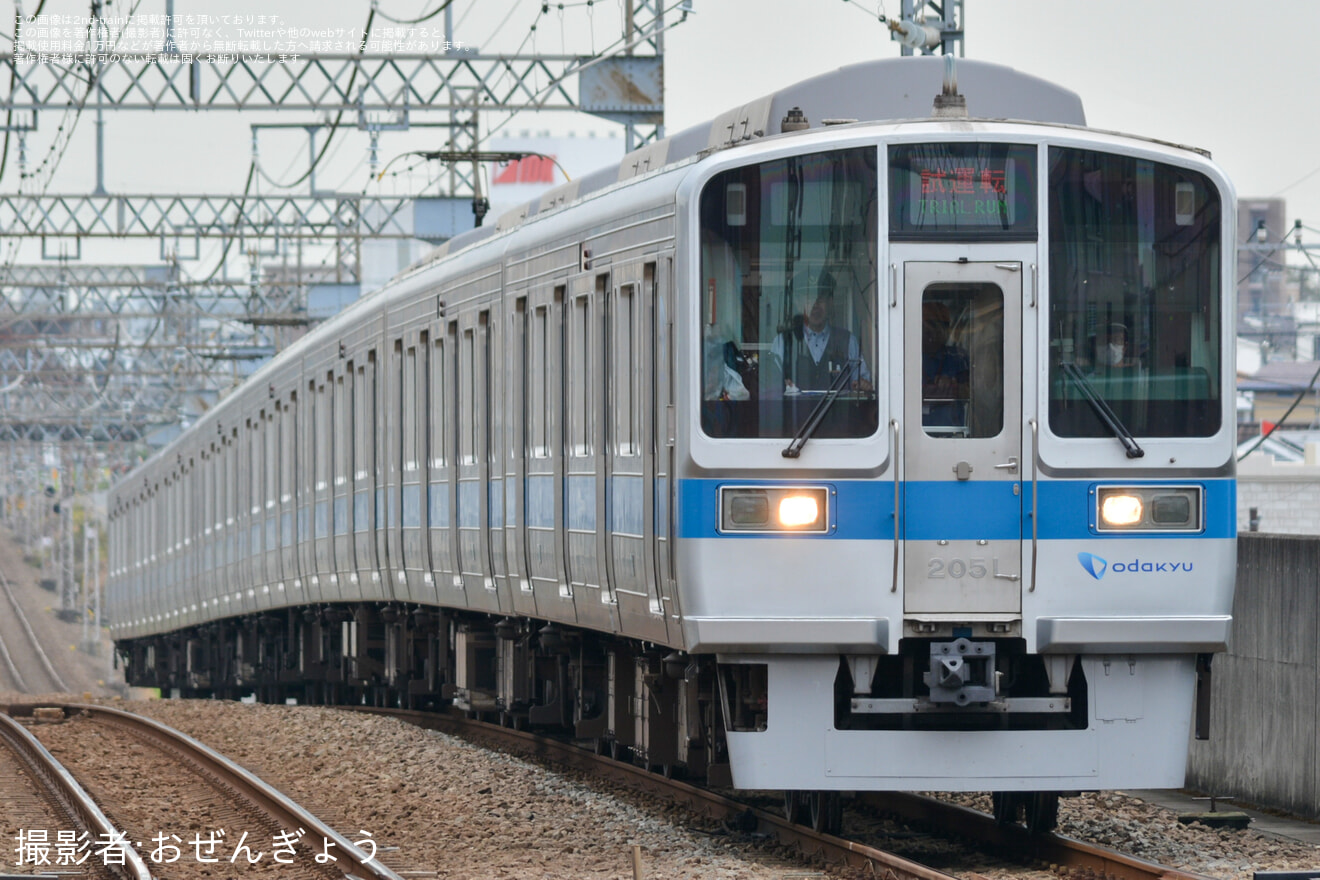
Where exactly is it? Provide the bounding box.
[857,791,1217,880]
[0,567,68,691]
[354,705,1218,880]
[0,624,29,692]
[344,706,958,879]
[0,710,152,880]
[14,702,403,880]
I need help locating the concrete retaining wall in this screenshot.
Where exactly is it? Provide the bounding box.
[1237,451,1320,536]
[1186,533,1320,816]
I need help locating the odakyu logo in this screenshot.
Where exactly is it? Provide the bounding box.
[1077,552,1107,580]
[1077,551,1194,580]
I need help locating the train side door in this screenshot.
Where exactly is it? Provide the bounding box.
[505,297,537,617]
[524,285,577,625]
[901,261,1023,616]
[456,308,502,613]
[565,273,611,631]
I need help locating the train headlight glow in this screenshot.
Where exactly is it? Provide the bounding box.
[719,486,829,534]
[1100,494,1143,527]
[1095,485,1203,532]
[778,495,819,528]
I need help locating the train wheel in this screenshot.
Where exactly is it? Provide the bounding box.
[1024,791,1059,834]
[992,791,1023,825]
[783,791,805,825]
[808,791,842,836]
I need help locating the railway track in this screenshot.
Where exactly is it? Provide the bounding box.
[0,565,68,694]
[349,705,1218,880]
[0,709,145,880]
[6,703,404,880]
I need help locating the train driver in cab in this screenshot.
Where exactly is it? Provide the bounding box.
[765,271,872,395]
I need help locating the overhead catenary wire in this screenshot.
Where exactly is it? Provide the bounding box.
[373,0,452,26]
[256,5,376,191]
[1238,360,1320,462]
[1238,223,1297,285]
[481,0,689,145]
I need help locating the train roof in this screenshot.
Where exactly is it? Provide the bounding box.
[425,57,1085,261]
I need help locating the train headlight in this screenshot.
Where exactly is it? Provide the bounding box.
[719,486,829,534]
[1094,485,1203,532]
[1100,493,1143,527]
[778,495,819,528]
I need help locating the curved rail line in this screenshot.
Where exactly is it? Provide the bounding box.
[9,702,406,880]
[0,625,28,692]
[348,705,1217,880]
[0,709,151,880]
[344,706,960,879]
[858,791,1215,880]
[0,565,68,692]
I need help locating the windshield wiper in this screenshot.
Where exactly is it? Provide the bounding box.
[782,361,857,458]
[1061,362,1144,459]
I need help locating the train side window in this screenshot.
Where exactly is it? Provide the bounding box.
[402,344,421,531]
[461,327,477,465]
[353,363,372,533]
[334,375,349,536]
[298,385,312,544]
[315,381,331,540]
[612,282,638,456]
[403,346,418,473]
[335,374,348,486]
[482,310,497,470]
[249,417,262,555]
[265,409,278,512]
[417,334,430,463]
[569,293,592,456]
[281,399,296,546]
[430,337,447,467]
[530,304,550,458]
[512,300,526,461]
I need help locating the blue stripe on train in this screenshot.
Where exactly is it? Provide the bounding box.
[676,478,1236,541]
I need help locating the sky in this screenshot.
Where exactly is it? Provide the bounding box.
[4,0,1319,266]
[661,0,1320,236]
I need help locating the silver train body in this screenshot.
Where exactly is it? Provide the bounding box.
[109,57,1236,805]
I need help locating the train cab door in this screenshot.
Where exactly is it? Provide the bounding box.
[901,260,1023,618]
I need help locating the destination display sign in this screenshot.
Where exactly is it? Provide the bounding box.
[889,143,1037,239]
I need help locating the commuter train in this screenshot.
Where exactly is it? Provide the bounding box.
[108,56,1237,834]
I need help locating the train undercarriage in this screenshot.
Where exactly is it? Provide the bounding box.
[116,603,1072,834]
[118,604,730,780]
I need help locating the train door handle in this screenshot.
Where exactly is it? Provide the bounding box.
[993,457,1019,473]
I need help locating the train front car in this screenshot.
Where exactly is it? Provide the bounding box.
[678,82,1235,828]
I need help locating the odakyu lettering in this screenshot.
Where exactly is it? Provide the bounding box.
[1077,551,1193,580]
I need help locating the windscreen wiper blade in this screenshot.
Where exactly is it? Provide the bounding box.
[782,361,856,458]
[1061,362,1145,459]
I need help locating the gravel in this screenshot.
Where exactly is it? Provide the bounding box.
[13,697,1320,879]
[125,700,807,879]
[941,791,1320,879]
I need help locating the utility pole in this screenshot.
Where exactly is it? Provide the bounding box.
[81,521,101,654]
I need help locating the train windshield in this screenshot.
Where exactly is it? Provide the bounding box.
[699,146,879,439]
[1047,147,1223,438]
